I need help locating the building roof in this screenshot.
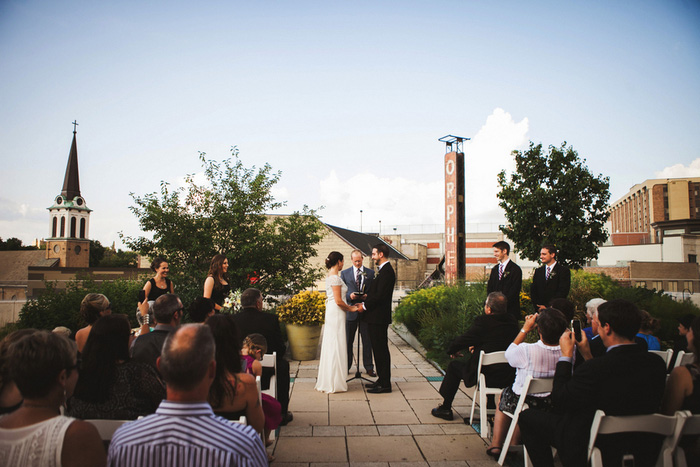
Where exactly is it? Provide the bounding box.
[0,251,58,282]
[325,224,410,261]
[61,131,81,199]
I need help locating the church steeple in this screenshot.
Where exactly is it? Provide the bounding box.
[45,121,91,268]
[61,122,81,199]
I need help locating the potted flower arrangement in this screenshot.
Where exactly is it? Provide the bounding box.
[277,290,325,360]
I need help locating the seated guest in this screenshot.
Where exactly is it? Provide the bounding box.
[75,293,111,353]
[0,329,37,414]
[67,314,164,420]
[431,292,519,421]
[637,310,661,350]
[519,299,667,467]
[233,288,293,425]
[131,293,183,371]
[241,333,282,446]
[108,324,267,467]
[662,315,700,414]
[582,298,606,341]
[188,296,216,323]
[0,331,106,466]
[206,314,265,437]
[486,308,567,458]
[670,313,697,369]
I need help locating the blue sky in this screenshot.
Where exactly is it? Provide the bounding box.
[1,1,699,247]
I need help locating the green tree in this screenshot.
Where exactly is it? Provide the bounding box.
[89,239,106,267]
[0,237,38,250]
[122,148,325,306]
[497,142,610,268]
[100,249,138,268]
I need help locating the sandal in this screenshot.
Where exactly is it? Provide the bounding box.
[486,446,502,458]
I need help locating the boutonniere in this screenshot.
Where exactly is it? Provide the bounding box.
[549,270,557,279]
[360,270,368,279]
[502,271,510,279]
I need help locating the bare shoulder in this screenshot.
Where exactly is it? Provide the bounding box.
[63,419,106,467]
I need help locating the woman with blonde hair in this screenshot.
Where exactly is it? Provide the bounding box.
[75,293,111,352]
[203,254,231,311]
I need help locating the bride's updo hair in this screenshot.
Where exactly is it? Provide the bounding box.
[325,251,343,269]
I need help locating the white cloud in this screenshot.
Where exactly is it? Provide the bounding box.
[315,108,530,231]
[464,108,529,223]
[655,158,700,178]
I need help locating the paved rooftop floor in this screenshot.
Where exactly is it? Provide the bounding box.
[270,328,507,466]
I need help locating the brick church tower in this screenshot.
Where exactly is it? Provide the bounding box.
[45,123,91,267]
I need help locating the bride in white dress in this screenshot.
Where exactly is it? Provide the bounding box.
[315,251,360,393]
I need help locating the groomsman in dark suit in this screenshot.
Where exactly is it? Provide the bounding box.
[341,249,376,376]
[487,241,523,321]
[361,243,396,394]
[530,244,571,312]
[519,299,666,466]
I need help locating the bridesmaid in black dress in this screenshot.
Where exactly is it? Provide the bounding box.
[203,254,230,311]
[137,257,174,334]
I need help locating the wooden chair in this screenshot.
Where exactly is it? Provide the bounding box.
[675,411,700,467]
[498,376,553,466]
[86,419,131,441]
[261,351,277,399]
[673,351,695,369]
[649,349,674,369]
[468,350,509,439]
[586,409,686,467]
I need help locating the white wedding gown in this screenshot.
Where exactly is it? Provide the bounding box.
[315,274,348,393]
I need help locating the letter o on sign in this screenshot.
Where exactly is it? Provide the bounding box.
[445,159,455,175]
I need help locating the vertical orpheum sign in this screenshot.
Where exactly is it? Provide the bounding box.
[439,135,468,283]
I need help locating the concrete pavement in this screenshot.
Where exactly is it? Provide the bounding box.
[270,328,507,466]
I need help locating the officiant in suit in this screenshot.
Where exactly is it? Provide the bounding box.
[341,249,376,376]
[486,241,522,321]
[530,244,571,312]
[361,243,396,394]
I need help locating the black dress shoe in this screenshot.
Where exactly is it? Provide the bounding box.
[365,380,380,388]
[367,386,392,394]
[279,411,293,426]
[431,405,454,420]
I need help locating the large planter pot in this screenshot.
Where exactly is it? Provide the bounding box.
[286,323,322,361]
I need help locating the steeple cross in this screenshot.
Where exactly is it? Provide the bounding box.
[72,120,79,133]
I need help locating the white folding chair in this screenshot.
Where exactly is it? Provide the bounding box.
[261,351,277,399]
[586,409,686,467]
[255,374,275,442]
[468,350,509,439]
[86,419,131,441]
[675,410,700,467]
[498,376,553,466]
[234,415,247,425]
[649,349,674,369]
[673,351,695,369]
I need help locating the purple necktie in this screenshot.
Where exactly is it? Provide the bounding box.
[545,266,551,280]
[498,263,504,280]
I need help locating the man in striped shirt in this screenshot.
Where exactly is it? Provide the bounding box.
[108,324,267,467]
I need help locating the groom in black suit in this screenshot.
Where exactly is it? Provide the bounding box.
[361,243,396,394]
[530,244,571,312]
[486,241,522,321]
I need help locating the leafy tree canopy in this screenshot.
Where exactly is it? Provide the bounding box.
[89,239,106,267]
[0,237,38,250]
[122,148,325,306]
[497,142,610,268]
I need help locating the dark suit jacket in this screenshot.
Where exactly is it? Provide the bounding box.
[340,266,375,321]
[363,262,395,325]
[232,307,286,360]
[447,313,519,387]
[547,344,667,465]
[530,262,571,310]
[487,260,523,320]
[130,324,176,372]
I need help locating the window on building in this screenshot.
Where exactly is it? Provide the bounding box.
[70,217,77,238]
[80,218,86,239]
[690,254,698,263]
[685,281,694,293]
[52,217,57,237]
[60,217,65,237]
[668,281,678,292]
[636,281,647,288]
[652,281,663,290]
